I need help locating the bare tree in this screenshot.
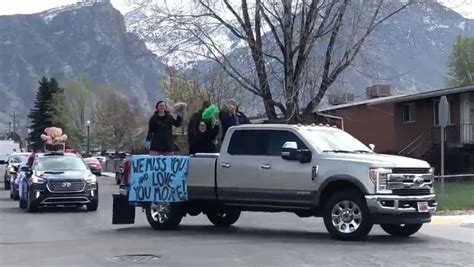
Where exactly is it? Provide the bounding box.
[91,91,141,152]
[129,0,416,122]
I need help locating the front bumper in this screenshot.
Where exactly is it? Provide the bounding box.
[366,194,437,224]
[29,183,99,206]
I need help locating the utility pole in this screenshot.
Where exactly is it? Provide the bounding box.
[11,110,18,134]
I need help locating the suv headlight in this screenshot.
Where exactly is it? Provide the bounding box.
[85,173,97,183]
[31,174,46,184]
[369,168,392,194]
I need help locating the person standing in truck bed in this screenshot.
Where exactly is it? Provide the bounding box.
[146,101,183,156]
[219,99,250,141]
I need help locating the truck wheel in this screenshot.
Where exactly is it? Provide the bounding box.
[381,223,423,237]
[323,191,373,241]
[145,203,183,230]
[206,209,241,227]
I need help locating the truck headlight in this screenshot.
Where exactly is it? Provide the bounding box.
[369,168,392,194]
[31,175,46,184]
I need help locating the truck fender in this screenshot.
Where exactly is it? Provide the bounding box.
[314,175,369,207]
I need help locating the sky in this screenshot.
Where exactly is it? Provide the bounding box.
[0,0,473,18]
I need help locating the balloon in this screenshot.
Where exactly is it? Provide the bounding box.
[202,104,218,120]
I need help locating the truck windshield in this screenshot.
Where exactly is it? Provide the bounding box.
[301,128,373,153]
[34,156,88,171]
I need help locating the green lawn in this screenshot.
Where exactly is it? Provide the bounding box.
[434,182,474,210]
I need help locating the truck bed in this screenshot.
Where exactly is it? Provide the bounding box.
[187,153,219,200]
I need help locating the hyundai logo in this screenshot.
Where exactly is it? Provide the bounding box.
[62,182,72,188]
[413,177,424,185]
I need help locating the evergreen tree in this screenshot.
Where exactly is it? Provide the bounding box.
[448,35,474,86]
[28,77,75,151]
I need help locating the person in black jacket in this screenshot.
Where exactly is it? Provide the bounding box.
[190,120,219,154]
[219,98,250,141]
[146,101,182,155]
[187,100,210,154]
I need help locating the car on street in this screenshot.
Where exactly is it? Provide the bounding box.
[19,151,99,212]
[84,157,102,176]
[2,152,29,191]
[114,124,436,241]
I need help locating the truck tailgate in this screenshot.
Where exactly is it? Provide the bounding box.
[187,154,219,200]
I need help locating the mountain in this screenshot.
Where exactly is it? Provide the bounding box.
[125,1,474,107]
[0,0,165,133]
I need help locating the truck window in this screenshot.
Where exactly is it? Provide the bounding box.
[228,130,268,155]
[228,130,307,156]
[266,130,307,156]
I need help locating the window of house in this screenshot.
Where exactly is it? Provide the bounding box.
[402,103,416,123]
[227,130,307,156]
[433,99,454,126]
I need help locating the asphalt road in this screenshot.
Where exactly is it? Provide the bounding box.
[0,167,473,267]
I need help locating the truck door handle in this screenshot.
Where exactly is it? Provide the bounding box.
[260,164,271,170]
[220,163,231,168]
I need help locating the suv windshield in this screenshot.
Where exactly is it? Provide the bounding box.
[10,155,29,164]
[33,155,87,171]
[301,128,373,153]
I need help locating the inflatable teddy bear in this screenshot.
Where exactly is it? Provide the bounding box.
[41,127,68,145]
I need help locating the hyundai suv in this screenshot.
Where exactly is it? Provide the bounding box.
[19,152,99,212]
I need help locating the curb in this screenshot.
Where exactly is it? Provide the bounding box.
[431,215,474,226]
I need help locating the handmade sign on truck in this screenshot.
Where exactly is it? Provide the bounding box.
[128,155,189,203]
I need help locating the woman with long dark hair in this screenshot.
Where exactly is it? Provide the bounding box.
[146,101,182,155]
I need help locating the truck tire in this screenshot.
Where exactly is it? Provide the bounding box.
[207,209,241,227]
[323,190,373,241]
[145,203,183,230]
[380,223,423,237]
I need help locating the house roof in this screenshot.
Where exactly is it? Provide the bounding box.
[318,84,474,112]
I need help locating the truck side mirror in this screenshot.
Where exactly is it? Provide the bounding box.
[281,141,298,161]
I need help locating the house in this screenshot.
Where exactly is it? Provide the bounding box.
[319,84,474,173]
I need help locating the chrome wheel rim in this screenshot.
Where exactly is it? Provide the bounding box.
[150,203,170,223]
[331,200,362,234]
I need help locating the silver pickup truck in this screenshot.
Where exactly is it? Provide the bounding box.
[113,124,436,241]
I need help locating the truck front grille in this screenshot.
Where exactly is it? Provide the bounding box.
[393,188,431,196]
[392,168,430,174]
[47,181,85,193]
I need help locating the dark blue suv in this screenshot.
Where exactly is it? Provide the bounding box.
[19,152,99,212]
